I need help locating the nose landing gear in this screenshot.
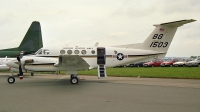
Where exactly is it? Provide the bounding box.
[7,76,15,84]
[70,74,79,84]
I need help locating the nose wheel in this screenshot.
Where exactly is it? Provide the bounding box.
[7,76,15,84]
[70,74,79,84]
[31,72,34,76]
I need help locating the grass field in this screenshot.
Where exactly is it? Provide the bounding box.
[77,67,200,79]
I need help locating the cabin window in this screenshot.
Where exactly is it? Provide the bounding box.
[67,50,72,55]
[60,50,65,54]
[114,50,117,54]
[91,50,95,54]
[81,50,86,54]
[74,50,79,54]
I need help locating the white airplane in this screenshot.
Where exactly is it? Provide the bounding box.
[6,19,196,84]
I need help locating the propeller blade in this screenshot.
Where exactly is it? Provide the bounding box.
[17,56,24,80]
[19,64,23,80]
[17,56,20,62]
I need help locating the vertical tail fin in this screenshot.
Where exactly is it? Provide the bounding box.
[142,19,196,52]
[18,21,43,53]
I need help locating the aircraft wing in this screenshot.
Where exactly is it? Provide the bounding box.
[54,55,90,70]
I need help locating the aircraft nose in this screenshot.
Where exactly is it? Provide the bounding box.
[6,59,19,68]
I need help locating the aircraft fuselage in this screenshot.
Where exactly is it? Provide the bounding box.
[7,46,165,72]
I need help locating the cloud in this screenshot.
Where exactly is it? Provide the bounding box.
[0,0,199,57]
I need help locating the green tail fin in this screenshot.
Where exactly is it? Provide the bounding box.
[18,21,43,53]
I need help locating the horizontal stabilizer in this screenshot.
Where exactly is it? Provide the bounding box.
[153,19,196,27]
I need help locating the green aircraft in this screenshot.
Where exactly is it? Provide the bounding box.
[0,21,43,57]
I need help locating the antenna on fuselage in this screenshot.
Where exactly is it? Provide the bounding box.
[94,42,99,47]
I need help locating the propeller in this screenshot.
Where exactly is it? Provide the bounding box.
[17,51,24,80]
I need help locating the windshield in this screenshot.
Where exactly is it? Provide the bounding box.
[188,58,196,61]
[164,59,173,62]
[149,60,162,62]
[35,49,42,55]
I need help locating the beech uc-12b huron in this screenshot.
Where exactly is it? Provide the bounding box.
[0,21,43,73]
[6,19,196,84]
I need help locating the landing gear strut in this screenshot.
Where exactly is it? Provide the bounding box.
[70,74,79,84]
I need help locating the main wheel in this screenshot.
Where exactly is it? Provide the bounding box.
[31,72,34,76]
[7,76,15,84]
[70,77,79,84]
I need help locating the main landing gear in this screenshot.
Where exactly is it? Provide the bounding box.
[70,74,79,84]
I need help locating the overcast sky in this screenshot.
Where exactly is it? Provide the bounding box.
[0,0,199,57]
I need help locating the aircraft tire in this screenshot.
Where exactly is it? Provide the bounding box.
[31,72,34,76]
[70,77,79,84]
[7,76,15,84]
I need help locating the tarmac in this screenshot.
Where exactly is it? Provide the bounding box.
[0,73,200,112]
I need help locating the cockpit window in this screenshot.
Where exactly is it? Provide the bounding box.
[39,50,42,54]
[35,49,42,55]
